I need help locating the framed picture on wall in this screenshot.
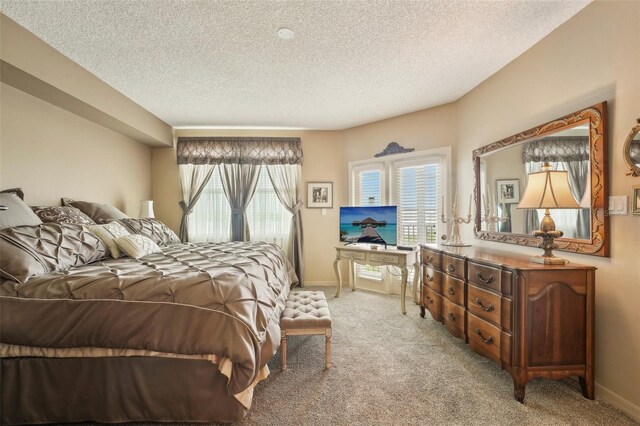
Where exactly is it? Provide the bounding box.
[496,179,520,204]
[632,185,640,215]
[307,182,333,208]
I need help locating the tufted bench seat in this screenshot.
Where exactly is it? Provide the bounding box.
[280,291,332,370]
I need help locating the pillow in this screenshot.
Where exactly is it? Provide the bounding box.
[0,192,43,230]
[117,218,181,246]
[0,223,107,284]
[115,234,162,259]
[63,199,128,224]
[89,222,131,258]
[31,206,96,225]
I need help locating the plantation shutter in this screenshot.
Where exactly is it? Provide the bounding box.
[394,160,441,245]
[352,167,383,278]
[355,169,382,206]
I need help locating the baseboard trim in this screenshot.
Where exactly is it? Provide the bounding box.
[595,382,640,421]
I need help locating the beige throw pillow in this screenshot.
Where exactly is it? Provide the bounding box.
[89,222,131,258]
[115,234,161,259]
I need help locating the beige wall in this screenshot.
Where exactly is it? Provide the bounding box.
[0,83,151,213]
[0,14,173,147]
[456,0,640,415]
[152,129,345,285]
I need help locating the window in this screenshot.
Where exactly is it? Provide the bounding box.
[394,160,440,246]
[189,167,231,243]
[351,164,384,279]
[189,165,292,252]
[246,168,292,254]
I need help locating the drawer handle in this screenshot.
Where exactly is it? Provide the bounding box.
[447,312,455,321]
[447,287,455,296]
[474,298,495,312]
[425,256,433,262]
[447,264,455,273]
[426,274,434,282]
[476,271,494,284]
[474,328,494,344]
[429,299,434,305]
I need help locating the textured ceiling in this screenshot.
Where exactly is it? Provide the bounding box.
[1,0,590,129]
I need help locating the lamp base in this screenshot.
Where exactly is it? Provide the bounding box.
[529,255,567,265]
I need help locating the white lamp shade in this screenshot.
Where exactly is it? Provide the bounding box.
[518,170,579,209]
[139,200,155,218]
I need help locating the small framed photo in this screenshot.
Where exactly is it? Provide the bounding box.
[633,185,640,215]
[307,182,333,208]
[496,179,520,204]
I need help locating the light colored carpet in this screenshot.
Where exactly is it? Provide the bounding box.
[235,288,637,426]
[93,288,637,426]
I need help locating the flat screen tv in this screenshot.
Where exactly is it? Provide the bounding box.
[339,206,398,246]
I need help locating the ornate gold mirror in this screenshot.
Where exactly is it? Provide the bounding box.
[473,102,608,257]
[623,118,640,177]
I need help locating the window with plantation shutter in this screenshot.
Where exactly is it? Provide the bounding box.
[393,160,441,246]
[351,164,384,279]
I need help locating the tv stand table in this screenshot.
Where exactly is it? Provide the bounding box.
[333,245,419,314]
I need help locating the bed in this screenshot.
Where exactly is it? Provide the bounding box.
[0,237,296,424]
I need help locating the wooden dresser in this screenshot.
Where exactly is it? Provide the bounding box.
[420,245,595,402]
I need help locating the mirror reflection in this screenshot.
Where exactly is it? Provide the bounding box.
[629,130,640,168]
[479,124,591,240]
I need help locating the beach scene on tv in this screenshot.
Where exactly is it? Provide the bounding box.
[339,206,398,246]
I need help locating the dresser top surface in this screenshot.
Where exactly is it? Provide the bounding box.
[420,244,596,271]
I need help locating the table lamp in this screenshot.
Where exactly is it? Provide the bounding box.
[139,200,155,219]
[518,162,579,264]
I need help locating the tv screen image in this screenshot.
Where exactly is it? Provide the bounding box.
[339,206,398,246]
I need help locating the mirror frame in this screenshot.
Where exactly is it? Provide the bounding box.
[623,118,640,177]
[472,102,609,257]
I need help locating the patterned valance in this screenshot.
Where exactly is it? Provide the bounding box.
[522,136,589,163]
[176,137,303,165]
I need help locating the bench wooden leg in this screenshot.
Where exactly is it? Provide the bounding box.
[325,328,332,369]
[281,330,287,370]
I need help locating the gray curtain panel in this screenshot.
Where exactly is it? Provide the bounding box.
[267,164,304,287]
[220,164,261,242]
[178,164,215,242]
[564,159,590,239]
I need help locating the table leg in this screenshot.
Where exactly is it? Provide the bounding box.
[412,261,420,304]
[401,266,408,315]
[334,258,342,298]
[350,260,357,291]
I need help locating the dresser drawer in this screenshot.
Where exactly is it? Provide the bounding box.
[423,287,442,322]
[368,253,400,265]
[423,268,442,294]
[467,284,501,327]
[442,254,465,279]
[421,248,442,270]
[468,261,501,293]
[468,313,501,363]
[340,250,366,261]
[442,298,465,339]
[442,274,465,306]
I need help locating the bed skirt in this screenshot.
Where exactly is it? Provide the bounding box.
[1,356,249,424]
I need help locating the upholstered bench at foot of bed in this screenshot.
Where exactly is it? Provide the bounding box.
[280,291,332,370]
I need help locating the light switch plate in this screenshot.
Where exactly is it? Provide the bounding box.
[608,196,628,215]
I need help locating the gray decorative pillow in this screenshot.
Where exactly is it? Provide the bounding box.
[31,206,96,225]
[0,223,108,284]
[117,218,181,246]
[0,192,43,230]
[63,199,128,224]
